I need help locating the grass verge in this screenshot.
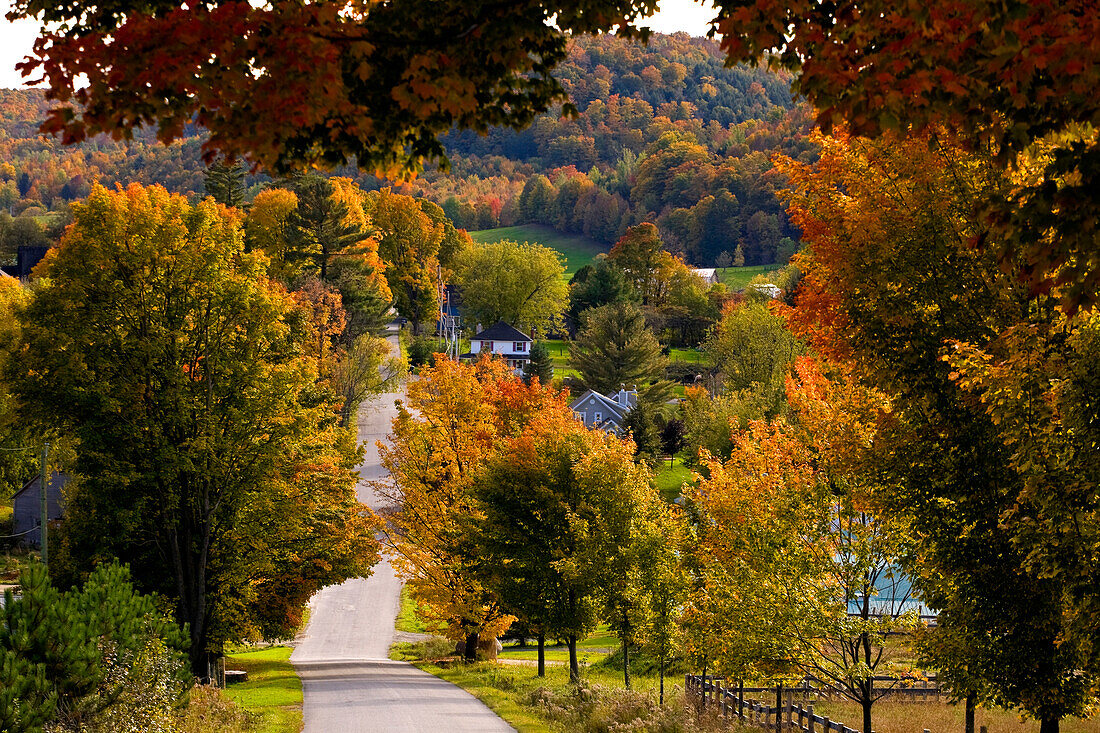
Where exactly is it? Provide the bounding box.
[395,585,427,634]
[223,646,302,733]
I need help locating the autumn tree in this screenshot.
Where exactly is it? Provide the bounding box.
[687,358,916,733]
[471,417,663,684]
[0,279,37,497]
[453,240,568,336]
[11,184,381,676]
[779,132,1097,732]
[377,357,573,659]
[704,300,801,415]
[244,187,298,269]
[367,188,442,335]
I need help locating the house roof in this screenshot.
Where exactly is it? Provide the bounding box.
[11,471,70,501]
[569,389,630,423]
[472,320,531,342]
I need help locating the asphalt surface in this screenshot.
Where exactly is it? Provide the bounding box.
[291,330,514,733]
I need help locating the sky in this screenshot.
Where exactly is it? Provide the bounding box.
[0,0,717,89]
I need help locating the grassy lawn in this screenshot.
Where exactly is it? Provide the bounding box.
[395,585,427,634]
[223,646,302,733]
[809,699,1098,733]
[654,456,694,502]
[499,627,620,663]
[717,264,781,291]
[539,339,579,381]
[470,225,607,279]
[669,347,705,363]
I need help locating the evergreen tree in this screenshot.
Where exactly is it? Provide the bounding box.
[567,260,637,325]
[203,160,247,208]
[733,242,745,268]
[0,563,188,733]
[570,301,667,395]
[622,400,661,464]
[522,341,554,385]
[290,176,370,281]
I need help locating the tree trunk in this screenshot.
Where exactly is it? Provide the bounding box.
[537,631,545,678]
[567,635,579,683]
[1039,718,1059,733]
[862,696,872,733]
[965,693,975,733]
[464,630,479,663]
[658,649,665,705]
[623,639,630,689]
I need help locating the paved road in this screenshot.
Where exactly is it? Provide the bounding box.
[291,330,514,733]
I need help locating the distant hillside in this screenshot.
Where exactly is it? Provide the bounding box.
[469,225,607,279]
[1,32,812,268]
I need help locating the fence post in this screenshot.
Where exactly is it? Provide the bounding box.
[776,683,783,733]
[739,679,745,723]
[823,716,830,733]
[808,705,815,733]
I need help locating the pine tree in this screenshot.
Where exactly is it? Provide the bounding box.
[290,176,370,281]
[522,342,554,385]
[203,160,247,208]
[570,301,667,395]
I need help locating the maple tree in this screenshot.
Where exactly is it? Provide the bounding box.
[452,239,567,337]
[11,184,381,676]
[6,0,660,178]
[778,132,1097,732]
[377,356,572,659]
[471,417,668,684]
[709,0,1100,308]
[365,188,443,335]
[686,358,917,733]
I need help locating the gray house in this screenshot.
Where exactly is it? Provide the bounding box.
[11,471,68,547]
[569,387,638,433]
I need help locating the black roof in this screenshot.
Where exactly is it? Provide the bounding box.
[472,320,531,342]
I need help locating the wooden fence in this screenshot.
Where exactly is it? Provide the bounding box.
[685,675,946,733]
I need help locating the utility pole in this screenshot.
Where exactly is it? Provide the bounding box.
[39,441,49,569]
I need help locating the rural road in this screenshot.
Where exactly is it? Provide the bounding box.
[291,329,514,733]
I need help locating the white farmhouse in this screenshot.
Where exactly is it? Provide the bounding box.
[461,321,532,373]
[691,268,719,285]
[569,387,638,433]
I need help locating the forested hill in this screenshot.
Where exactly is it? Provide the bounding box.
[443,32,798,166]
[1,32,814,268]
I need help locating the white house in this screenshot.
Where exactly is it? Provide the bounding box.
[748,282,782,299]
[461,321,532,372]
[691,268,719,285]
[569,387,638,433]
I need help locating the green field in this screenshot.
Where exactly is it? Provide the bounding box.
[717,264,782,290]
[223,646,302,733]
[654,456,694,501]
[469,225,607,278]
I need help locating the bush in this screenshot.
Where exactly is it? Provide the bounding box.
[176,685,250,733]
[406,334,440,368]
[526,680,721,733]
